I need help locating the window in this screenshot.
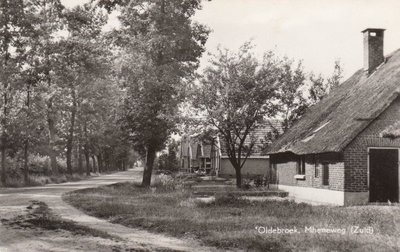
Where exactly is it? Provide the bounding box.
[297,156,306,175]
[322,163,329,186]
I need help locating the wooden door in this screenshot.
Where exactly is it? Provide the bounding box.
[369,149,399,202]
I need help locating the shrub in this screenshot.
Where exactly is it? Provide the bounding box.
[254,176,263,187]
[26,175,50,186]
[29,155,50,175]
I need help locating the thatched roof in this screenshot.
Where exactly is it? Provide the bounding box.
[268,49,400,155]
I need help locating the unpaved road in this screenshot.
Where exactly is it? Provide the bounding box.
[0,168,220,252]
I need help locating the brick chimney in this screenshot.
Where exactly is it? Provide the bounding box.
[362,28,385,73]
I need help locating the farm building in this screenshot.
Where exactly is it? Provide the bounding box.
[218,120,282,178]
[179,120,282,177]
[268,28,400,205]
[179,135,221,175]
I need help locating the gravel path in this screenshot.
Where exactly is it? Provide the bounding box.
[0,168,221,252]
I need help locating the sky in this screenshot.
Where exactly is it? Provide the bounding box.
[62,0,400,79]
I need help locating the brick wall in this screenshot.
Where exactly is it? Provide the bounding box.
[272,152,345,191]
[363,29,384,73]
[344,97,400,192]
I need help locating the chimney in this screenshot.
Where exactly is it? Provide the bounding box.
[362,28,385,73]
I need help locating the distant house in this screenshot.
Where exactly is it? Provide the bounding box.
[268,28,400,205]
[179,135,221,175]
[179,120,282,177]
[218,120,282,178]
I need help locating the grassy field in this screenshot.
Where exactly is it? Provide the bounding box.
[63,182,400,252]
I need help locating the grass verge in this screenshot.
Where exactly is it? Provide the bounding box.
[63,182,400,251]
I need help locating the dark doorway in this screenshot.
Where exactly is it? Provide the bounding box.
[369,148,399,202]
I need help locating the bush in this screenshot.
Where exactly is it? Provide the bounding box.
[27,175,51,186]
[29,155,50,175]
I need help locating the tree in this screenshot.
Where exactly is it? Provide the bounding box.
[309,60,344,104]
[112,0,209,186]
[308,73,326,104]
[193,43,280,188]
[0,0,139,186]
[276,58,308,131]
[0,0,28,185]
[24,0,65,176]
[59,4,108,175]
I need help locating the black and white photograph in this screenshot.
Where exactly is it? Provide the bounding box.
[1,0,400,251]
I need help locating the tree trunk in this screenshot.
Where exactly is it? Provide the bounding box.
[1,91,8,185]
[73,143,78,172]
[45,52,58,175]
[66,147,73,176]
[83,120,90,175]
[142,147,156,187]
[24,85,31,185]
[1,141,6,185]
[92,155,97,173]
[103,152,107,172]
[234,166,242,188]
[84,147,91,176]
[24,140,29,185]
[66,88,76,176]
[1,24,9,186]
[48,117,58,175]
[97,153,103,173]
[104,151,110,172]
[78,143,83,175]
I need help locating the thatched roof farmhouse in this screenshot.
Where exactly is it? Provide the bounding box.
[268,28,400,205]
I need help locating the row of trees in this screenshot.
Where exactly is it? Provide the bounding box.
[0,0,210,187]
[0,1,133,185]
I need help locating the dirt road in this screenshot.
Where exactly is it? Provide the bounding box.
[0,168,219,252]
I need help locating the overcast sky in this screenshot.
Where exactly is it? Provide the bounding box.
[62,0,400,79]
